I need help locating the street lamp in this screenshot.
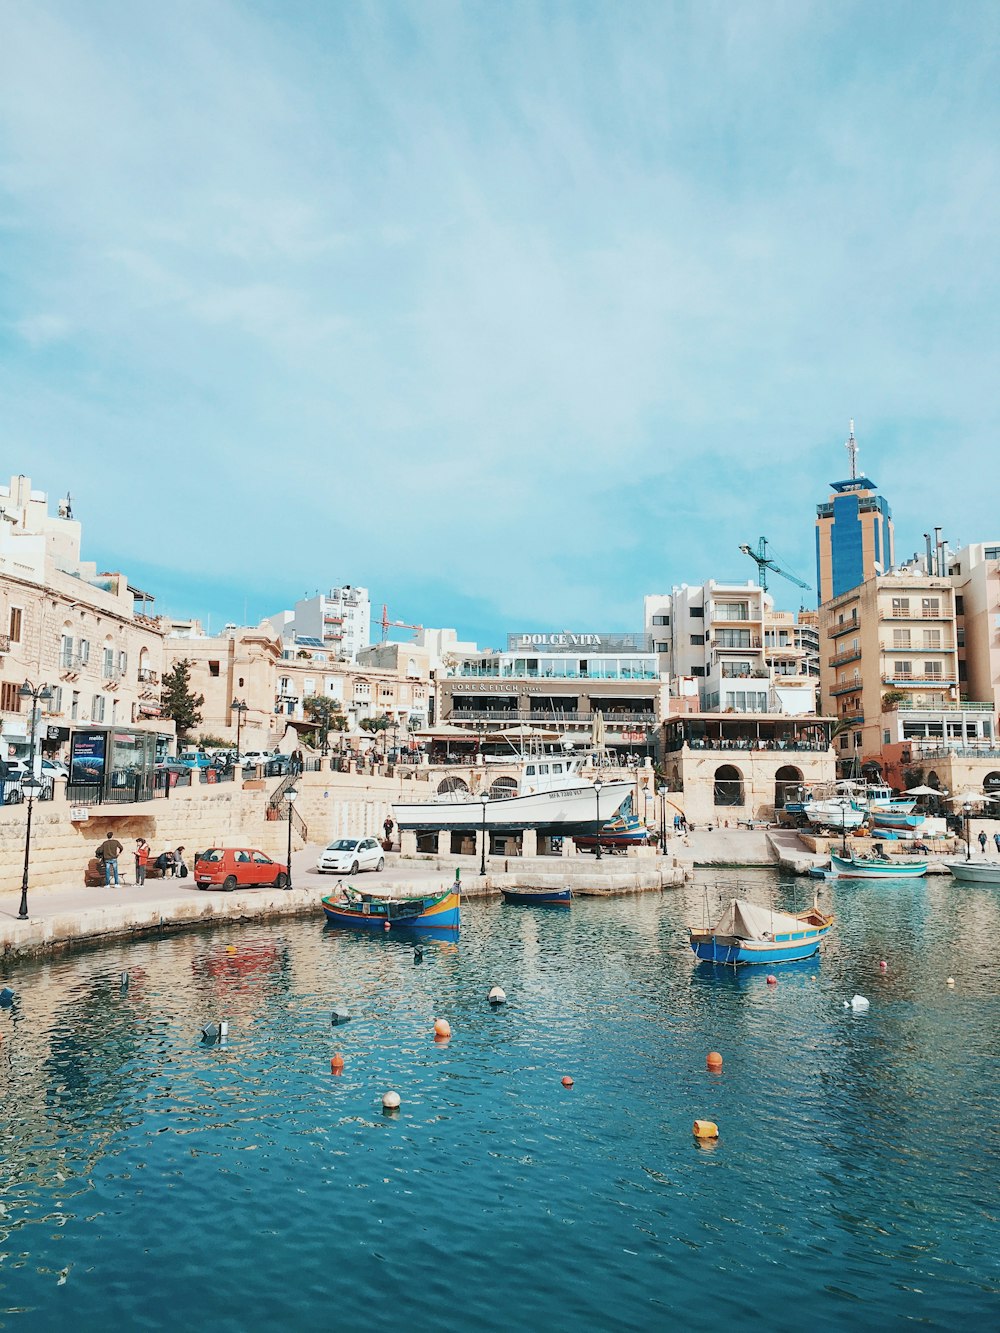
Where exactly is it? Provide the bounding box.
[963,801,972,861]
[232,698,248,765]
[479,791,489,876]
[285,787,298,889]
[17,679,52,920]
[658,787,667,855]
[594,776,604,861]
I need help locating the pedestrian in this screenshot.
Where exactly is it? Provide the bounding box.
[994,832,1000,855]
[98,829,124,887]
[383,815,394,845]
[978,830,988,854]
[155,849,176,877]
[134,837,149,885]
[175,846,188,878]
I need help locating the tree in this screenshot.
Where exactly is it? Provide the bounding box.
[302,695,346,751]
[160,659,204,742]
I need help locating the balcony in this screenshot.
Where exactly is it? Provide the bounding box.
[881,673,957,686]
[450,709,657,726]
[138,669,159,685]
[841,714,864,725]
[895,699,994,712]
[828,648,861,667]
[827,619,860,639]
[830,680,862,696]
[878,608,950,620]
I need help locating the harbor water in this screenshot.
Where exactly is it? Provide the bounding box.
[1,869,998,1330]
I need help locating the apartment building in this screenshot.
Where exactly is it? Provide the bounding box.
[951,542,1000,716]
[0,474,170,760]
[643,582,817,715]
[268,585,371,661]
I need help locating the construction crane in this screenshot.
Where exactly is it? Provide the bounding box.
[738,537,810,595]
[379,604,423,643]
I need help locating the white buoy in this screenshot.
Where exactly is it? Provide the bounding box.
[947,977,955,987]
[382,1090,400,1110]
[847,995,870,1012]
[488,986,507,1005]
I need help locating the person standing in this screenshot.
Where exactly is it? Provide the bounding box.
[994,831,1000,855]
[978,830,988,854]
[383,815,394,846]
[134,837,149,886]
[98,830,124,887]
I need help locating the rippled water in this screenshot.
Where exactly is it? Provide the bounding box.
[1,871,998,1330]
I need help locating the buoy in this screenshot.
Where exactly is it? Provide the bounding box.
[383,920,391,932]
[226,945,237,954]
[434,1018,451,1039]
[947,977,955,987]
[382,1090,400,1110]
[331,1007,351,1026]
[0,988,15,1008]
[219,1020,229,1040]
[706,1051,723,1071]
[693,1119,719,1139]
[488,986,507,1005]
[561,1076,574,1088]
[766,975,777,986]
[330,1053,345,1072]
[879,960,888,970]
[845,995,870,1012]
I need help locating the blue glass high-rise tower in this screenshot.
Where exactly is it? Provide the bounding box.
[814,423,894,604]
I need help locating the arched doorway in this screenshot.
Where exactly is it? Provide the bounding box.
[774,764,803,811]
[488,776,517,801]
[437,776,469,795]
[714,764,744,807]
[984,771,1000,795]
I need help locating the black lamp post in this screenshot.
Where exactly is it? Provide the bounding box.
[594,776,604,861]
[963,801,972,861]
[285,787,298,889]
[840,799,849,856]
[479,791,489,876]
[659,787,667,855]
[17,679,52,920]
[232,698,248,765]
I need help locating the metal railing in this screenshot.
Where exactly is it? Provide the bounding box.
[827,619,860,638]
[266,773,309,841]
[905,745,1000,759]
[665,737,830,754]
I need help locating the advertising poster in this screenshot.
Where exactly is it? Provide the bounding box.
[71,731,106,786]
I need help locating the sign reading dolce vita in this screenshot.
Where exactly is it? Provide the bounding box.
[508,632,647,653]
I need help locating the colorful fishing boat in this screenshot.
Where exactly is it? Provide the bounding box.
[572,807,652,850]
[321,881,460,931]
[501,886,572,906]
[828,851,927,879]
[689,898,834,966]
[870,809,927,831]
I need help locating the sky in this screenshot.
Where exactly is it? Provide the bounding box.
[1,0,997,650]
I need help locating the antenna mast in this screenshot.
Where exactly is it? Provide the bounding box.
[845,419,858,480]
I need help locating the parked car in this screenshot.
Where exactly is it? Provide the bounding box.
[1,772,54,804]
[241,750,275,770]
[316,836,385,875]
[42,758,69,779]
[194,848,290,891]
[264,754,292,777]
[177,750,214,769]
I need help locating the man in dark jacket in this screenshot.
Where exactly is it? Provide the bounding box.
[97,830,124,886]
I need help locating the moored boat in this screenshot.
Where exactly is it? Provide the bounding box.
[501,886,572,906]
[828,851,927,879]
[322,882,460,931]
[943,859,1000,886]
[573,807,652,850]
[689,898,834,966]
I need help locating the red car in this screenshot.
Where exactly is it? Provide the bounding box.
[194,847,289,891]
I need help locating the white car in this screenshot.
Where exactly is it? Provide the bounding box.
[316,836,385,875]
[241,750,275,769]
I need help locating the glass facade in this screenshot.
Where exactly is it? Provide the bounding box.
[457,654,658,681]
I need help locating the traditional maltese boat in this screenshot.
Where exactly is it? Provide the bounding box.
[689,898,834,965]
[500,886,572,906]
[828,852,927,879]
[321,881,460,931]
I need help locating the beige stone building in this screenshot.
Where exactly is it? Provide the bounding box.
[0,474,171,762]
[166,624,283,750]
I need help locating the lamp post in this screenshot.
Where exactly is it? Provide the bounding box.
[285,787,298,889]
[479,791,489,877]
[963,800,972,861]
[594,776,604,861]
[232,698,248,765]
[17,679,52,920]
[659,787,667,855]
[840,799,849,856]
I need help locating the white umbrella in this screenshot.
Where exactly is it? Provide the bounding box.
[904,785,944,796]
[591,711,606,752]
[948,790,996,804]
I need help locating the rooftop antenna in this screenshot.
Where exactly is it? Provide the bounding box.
[845,419,858,480]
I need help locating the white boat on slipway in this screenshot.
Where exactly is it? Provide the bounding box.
[392,757,634,833]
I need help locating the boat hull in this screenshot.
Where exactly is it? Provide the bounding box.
[501,887,572,906]
[321,888,460,931]
[393,781,633,832]
[689,934,828,965]
[944,860,1000,885]
[871,811,926,830]
[828,853,927,879]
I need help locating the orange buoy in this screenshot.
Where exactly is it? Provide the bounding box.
[434,1018,451,1039]
[766,975,777,986]
[706,1051,723,1071]
[330,1053,345,1072]
[561,1076,574,1088]
[693,1119,719,1139]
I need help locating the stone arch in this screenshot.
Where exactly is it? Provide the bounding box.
[774,764,803,810]
[488,776,518,801]
[437,775,469,795]
[714,763,744,806]
[984,771,1000,794]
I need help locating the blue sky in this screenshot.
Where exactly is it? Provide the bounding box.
[2,1,997,649]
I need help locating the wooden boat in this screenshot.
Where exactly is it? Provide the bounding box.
[572,809,652,850]
[870,809,927,831]
[501,886,572,906]
[943,859,1000,886]
[321,881,460,931]
[689,898,833,966]
[828,851,927,879]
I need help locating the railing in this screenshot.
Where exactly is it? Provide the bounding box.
[906,745,1000,759]
[1,779,55,805]
[878,608,948,620]
[830,680,862,695]
[665,737,830,754]
[0,633,10,653]
[827,619,860,639]
[138,669,158,684]
[198,765,235,784]
[266,773,309,842]
[829,649,861,667]
[881,674,955,686]
[449,709,657,725]
[895,700,994,712]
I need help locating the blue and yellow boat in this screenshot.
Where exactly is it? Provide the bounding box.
[689,898,834,966]
[322,881,460,931]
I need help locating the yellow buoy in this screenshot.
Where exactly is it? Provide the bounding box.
[693,1119,719,1139]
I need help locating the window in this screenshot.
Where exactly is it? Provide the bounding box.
[984,547,1000,561]
[883,730,891,744]
[717,629,751,649]
[8,606,22,642]
[924,661,942,677]
[119,650,128,673]
[894,660,912,677]
[921,597,940,616]
[715,602,749,622]
[893,629,911,649]
[652,614,670,626]
[854,732,862,747]
[209,660,220,677]
[92,694,105,722]
[692,666,705,677]
[891,597,909,616]
[957,629,966,647]
[50,686,62,713]
[713,764,744,806]
[690,634,704,645]
[71,691,79,720]
[61,634,74,668]
[103,647,115,677]
[955,595,964,615]
[690,606,704,618]
[923,629,941,649]
[655,641,669,652]
[840,735,848,750]
[1,682,20,712]
[79,638,90,665]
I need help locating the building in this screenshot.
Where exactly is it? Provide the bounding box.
[951,542,1000,717]
[814,424,894,605]
[166,624,283,750]
[0,474,170,762]
[413,627,479,672]
[643,583,817,715]
[268,585,371,661]
[437,632,668,755]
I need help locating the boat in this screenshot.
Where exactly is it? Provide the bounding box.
[393,754,632,834]
[500,886,572,906]
[800,781,916,831]
[688,898,834,965]
[828,851,928,879]
[943,859,1000,885]
[870,809,927,831]
[321,881,460,931]
[573,803,652,850]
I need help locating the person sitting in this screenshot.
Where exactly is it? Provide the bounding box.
[155,849,177,877]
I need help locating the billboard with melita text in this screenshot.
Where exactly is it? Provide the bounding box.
[70,731,106,785]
